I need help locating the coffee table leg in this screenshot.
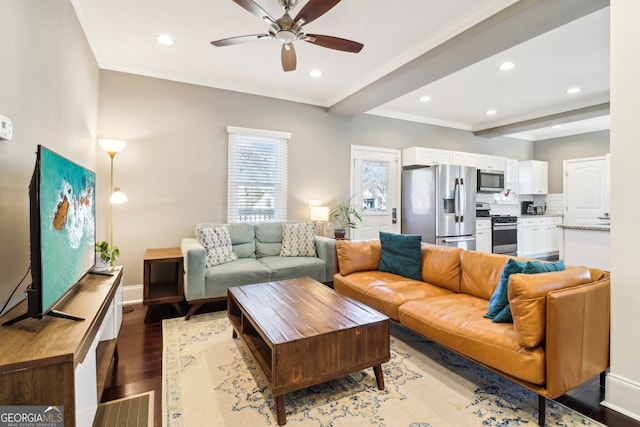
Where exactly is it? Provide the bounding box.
[373,365,385,390]
[276,394,286,425]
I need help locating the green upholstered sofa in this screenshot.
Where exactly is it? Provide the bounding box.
[180,222,336,319]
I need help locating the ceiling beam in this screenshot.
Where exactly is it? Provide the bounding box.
[328,0,610,116]
[472,102,610,138]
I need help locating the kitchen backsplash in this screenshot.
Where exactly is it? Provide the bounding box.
[476,192,564,216]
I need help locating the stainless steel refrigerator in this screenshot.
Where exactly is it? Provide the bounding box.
[401,165,476,250]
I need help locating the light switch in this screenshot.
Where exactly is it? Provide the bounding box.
[0,114,13,141]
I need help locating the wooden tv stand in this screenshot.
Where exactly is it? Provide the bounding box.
[0,267,123,427]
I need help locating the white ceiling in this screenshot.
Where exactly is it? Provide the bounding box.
[71,0,610,141]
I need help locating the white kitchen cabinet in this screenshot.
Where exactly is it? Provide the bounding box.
[505,158,519,194]
[451,151,477,167]
[547,217,562,252]
[518,216,562,257]
[475,219,492,253]
[476,154,506,172]
[402,147,452,167]
[519,160,548,194]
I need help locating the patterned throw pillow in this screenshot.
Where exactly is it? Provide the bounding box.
[280,222,317,257]
[197,226,238,267]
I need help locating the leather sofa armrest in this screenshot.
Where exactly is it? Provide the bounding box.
[181,238,206,301]
[544,276,610,398]
[314,236,337,282]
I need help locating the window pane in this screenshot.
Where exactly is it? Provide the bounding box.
[361,160,388,215]
[227,128,288,223]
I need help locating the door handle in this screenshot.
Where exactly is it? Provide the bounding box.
[392,208,397,224]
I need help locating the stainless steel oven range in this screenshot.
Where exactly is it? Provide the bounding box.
[492,215,518,256]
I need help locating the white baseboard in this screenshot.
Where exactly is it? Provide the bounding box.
[602,372,640,422]
[122,284,143,305]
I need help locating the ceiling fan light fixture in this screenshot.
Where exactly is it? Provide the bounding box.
[276,30,297,44]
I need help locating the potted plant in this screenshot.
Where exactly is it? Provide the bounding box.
[94,240,120,271]
[329,199,362,239]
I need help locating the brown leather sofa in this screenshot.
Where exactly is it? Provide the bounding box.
[333,239,610,426]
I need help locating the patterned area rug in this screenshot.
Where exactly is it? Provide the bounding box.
[163,311,603,426]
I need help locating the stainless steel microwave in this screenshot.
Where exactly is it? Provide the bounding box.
[477,169,505,193]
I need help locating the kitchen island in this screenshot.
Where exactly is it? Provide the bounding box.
[559,224,610,271]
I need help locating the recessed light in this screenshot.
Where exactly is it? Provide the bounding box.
[486,109,497,116]
[498,62,514,71]
[156,35,175,46]
[552,124,562,129]
[309,69,322,78]
[566,87,581,94]
[419,95,431,102]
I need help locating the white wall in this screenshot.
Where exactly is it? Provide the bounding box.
[603,0,640,421]
[0,0,100,314]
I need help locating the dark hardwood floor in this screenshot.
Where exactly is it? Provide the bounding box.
[102,302,639,427]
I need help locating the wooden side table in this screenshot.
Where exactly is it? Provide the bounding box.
[143,247,184,322]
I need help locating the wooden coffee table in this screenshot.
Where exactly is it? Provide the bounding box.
[227,277,390,425]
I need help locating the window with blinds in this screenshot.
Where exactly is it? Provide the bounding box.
[226,126,290,223]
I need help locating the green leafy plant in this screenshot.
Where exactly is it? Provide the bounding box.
[329,198,362,237]
[95,241,120,267]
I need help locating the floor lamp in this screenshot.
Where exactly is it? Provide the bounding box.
[98,139,128,247]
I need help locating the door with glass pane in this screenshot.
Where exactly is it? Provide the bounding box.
[350,146,401,240]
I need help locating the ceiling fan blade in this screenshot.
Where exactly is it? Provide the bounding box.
[294,0,341,25]
[281,44,297,72]
[304,34,363,53]
[211,34,270,47]
[232,0,277,25]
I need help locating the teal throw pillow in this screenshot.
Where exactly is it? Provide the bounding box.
[485,259,526,320]
[489,259,567,324]
[522,260,565,274]
[378,232,422,280]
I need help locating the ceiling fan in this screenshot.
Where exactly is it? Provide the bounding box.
[211,0,364,72]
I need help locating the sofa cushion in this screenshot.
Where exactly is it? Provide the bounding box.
[228,223,257,259]
[420,245,463,293]
[333,271,453,321]
[460,251,510,300]
[378,232,422,280]
[508,267,593,348]
[258,256,326,282]
[336,239,381,275]
[204,258,270,289]
[255,222,283,257]
[485,259,527,320]
[280,222,317,257]
[196,226,238,267]
[399,294,546,385]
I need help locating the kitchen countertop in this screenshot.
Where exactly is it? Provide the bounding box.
[558,224,610,232]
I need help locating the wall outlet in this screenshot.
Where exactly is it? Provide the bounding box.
[0,114,13,141]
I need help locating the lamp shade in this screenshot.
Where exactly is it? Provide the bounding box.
[98,139,127,154]
[110,187,128,204]
[310,206,329,222]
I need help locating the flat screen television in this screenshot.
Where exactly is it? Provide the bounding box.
[3,145,96,325]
